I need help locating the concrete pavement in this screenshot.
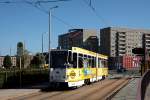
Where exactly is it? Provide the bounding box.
[112,78,140,100]
[145,83,150,100]
[0,82,49,100]
[0,89,40,100]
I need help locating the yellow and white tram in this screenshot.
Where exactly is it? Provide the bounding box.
[49,47,108,87]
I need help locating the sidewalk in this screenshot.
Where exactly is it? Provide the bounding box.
[112,78,140,100]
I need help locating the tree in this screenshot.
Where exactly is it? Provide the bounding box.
[3,55,12,69]
[30,53,45,68]
[16,42,24,68]
[22,50,31,68]
[16,42,31,68]
[17,42,23,56]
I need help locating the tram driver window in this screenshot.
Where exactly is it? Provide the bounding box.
[68,51,71,62]
[66,51,75,68]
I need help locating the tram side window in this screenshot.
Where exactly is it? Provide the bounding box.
[79,58,83,68]
[104,60,108,68]
[101,60,104,68]
[89,57,92,67]
[72,53,77,68]
[94,57,96,68]
[98,58,101,68]
[83,59,89,68]
[91,57,96,68]
[78,54,83,68]
[91,57,94,68]
[83,55,89,68]
[101,60,106,68]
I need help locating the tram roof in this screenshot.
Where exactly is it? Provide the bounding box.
[51,47,108,59]
[72,47,108,59]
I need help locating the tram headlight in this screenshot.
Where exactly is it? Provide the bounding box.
[50,68,54,71]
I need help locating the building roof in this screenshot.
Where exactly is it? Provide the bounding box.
[102,27,150,33]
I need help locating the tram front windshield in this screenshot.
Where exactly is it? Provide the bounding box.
[51,51,68,68]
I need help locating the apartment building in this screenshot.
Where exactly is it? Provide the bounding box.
[143,34,150,51]
[58,29,99,52]
[100,27,150,57]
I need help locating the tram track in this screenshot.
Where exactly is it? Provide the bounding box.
[10,79,111,100]
[11,78,130,100]
[64,78,130,100]
[10,91,63,100]
[85,78,130,100]
[40,79,116,100]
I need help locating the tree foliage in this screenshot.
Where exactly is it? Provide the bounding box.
[17,42,23,56]
[16,42,32,68]
[3,55,12,69]
[30,53,45,68]
[22,50,31,68]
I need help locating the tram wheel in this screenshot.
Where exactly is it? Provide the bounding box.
[84,79,91,85]
[102,75,105,80]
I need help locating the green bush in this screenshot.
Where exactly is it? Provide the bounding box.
[0,72,6,88]
[0,68,49,88]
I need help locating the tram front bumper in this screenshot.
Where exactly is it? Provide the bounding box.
[49,80,84,88]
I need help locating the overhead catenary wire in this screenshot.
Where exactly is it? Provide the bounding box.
[25,0,77,28]
[0,1,23,4]
[0,0,71,3]
[0,0,76,29]
[34,1,76,28]
[35,0,72,3]
[83,0,111,26]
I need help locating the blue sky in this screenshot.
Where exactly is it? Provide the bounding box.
[0,0,150,56]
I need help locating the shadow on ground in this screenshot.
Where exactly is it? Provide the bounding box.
[41,85,76,92]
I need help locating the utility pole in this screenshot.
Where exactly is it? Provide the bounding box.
[10,47,11,56]
[48,6,58,82]
[42,32,47,54]
[23,41,25,68]
[42,32,47,68]
[42,33,44,54]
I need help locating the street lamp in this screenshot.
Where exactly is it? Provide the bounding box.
[42,32,47,68]
[42,32,47,54]
[49,6,58,82]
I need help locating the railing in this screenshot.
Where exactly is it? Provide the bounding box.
[137,69,150,100]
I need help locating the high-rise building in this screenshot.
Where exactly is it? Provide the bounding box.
[58,29,99,52]
[143,34,150,52]
[100,27,150,57]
